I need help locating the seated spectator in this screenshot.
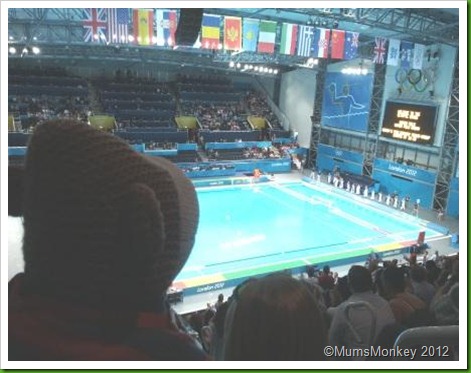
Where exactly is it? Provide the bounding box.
[430,250,441,262]
[304,265,318,285]
[318,265,336,290]
[430,283,459,325]
[328,266,395,353]
[244,90,282,129]
[380,266,428,327]
[8,120,207,360]
[430,254,459,325]
[200,301,230,360]
[301,268,327,316]
[326,275,351,309]
[425,259,441,285]
[409,265,436,305]
[215,293,225,310]
[223,274,327,360]
[435,255,459,289]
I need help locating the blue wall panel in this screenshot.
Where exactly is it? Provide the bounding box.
[370,159,439,209]
[316,144,364,175]
[372,169,434,209]
[316,153,335,172]
[205,141,272,150]
[178,159,291,177]
[447,177,459,217]
[372,158,438,209]
[233,159,291,173]
[447,190,459,218]
[374,159,437,184]
[144,149,178,156]
[177,143,198,151]
[317,154,363,175]
[317,144,364,164]
[8,146,27,156]
[450,177,459,191]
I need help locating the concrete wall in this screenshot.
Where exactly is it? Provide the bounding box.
[255,75,277,98]
[279,68,317,148]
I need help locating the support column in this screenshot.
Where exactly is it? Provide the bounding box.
[362,62,386,177]
[307,59,328,171]
[433,51,459,211]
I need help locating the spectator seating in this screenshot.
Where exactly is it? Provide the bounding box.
[244,90,283,130]
[178,251,459,361]
[8,68,90,130]
[393,325,459,360]
[97,79,177,129]
[114,130,188,144]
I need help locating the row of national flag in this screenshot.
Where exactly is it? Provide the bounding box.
[372,37,426,70]
[82,9,360,60]
[83,8,427,68]
[200,15,360,60]
[83,8,177,46]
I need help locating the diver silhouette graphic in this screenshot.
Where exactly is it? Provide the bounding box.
[328,82,365,114]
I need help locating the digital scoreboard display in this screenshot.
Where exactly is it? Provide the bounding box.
[381,101,438,145]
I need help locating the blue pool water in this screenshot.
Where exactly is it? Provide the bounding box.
[175,181,444,282]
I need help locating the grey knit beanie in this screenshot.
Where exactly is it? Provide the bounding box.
[15,120,199,310]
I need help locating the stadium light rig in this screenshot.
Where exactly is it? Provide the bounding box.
[341,67,368,75]
[228,61,279,75]
[296,57,319,69]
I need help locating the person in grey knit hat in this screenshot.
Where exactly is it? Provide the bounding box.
[9,120,207,361]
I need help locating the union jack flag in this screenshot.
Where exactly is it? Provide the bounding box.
[373,37,387,64]
[83,8,107,43]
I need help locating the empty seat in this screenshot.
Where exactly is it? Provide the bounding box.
[393,325,459,360]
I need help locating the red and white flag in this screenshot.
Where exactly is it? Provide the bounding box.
[280,23,298,55]
[312,28,330,58]
[257,20,277,53]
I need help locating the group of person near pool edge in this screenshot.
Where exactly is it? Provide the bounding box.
[309,169,424,217]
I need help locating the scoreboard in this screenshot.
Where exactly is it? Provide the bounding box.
[381,101,438,145]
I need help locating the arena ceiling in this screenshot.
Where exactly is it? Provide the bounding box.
[208,8,459,46]
[7,7,460,74]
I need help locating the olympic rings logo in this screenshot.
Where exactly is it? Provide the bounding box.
[395,67,435,93]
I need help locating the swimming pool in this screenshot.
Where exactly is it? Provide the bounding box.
[173,180,446,294]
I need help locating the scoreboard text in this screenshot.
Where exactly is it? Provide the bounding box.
[381,101,437,145]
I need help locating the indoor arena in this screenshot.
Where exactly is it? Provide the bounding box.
[3,3,465,368]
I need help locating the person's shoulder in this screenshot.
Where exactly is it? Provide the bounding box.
[395,292,426,309]
[367,292,393,310]
[127,327,210,361]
